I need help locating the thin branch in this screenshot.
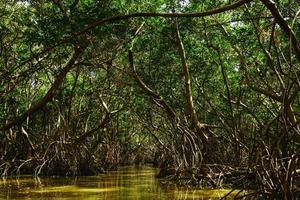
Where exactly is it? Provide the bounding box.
[128,50,177,120]
[0,46,86,131]
[260,0,300,62]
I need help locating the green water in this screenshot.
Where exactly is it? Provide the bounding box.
[0,166,242,200]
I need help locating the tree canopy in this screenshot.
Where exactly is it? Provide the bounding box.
[0,0,300,199]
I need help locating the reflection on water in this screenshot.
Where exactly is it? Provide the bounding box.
[0,166,243,200]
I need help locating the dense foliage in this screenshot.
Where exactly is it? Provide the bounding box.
[0,0,299,199]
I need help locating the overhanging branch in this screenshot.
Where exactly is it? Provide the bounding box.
[77,0,251,35]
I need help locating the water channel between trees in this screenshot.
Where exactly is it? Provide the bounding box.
[0,166,245,200]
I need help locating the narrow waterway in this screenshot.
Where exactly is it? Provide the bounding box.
[0,166,242,199]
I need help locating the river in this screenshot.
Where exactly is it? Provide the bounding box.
[0,166,243,199]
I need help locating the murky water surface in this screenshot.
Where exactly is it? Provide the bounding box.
[0,166,243,199]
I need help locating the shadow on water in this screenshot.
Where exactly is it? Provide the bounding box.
[0,166,245,200]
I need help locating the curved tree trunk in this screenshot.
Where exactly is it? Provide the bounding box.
[173,19,209,144]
